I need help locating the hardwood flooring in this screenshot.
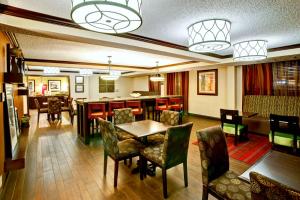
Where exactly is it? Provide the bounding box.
[1,111,249,200]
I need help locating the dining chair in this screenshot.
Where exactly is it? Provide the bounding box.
[98,118,144,187]
[220,109,248,145]
[140,122,193,198]
[126,100,143,120]
[196,126,251,200]
[147,110,180,145]
[113,108,135,141]
[34,98,49,123]
[69,100,77,125]
[48,98,62,121]
[155,98,169,121]
[269,114,300,153]
[88,103,106,134]
[62,97,72,114]
[107,101,125,121]
[250,171,300,200]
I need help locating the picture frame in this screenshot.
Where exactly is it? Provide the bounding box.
[75,85,84,93]
[28,79,35,93]
[197,69,218,95]
[75,76,84,84]
[48,80,61,92]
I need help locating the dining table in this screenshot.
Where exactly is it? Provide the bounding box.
[239,150,300,191]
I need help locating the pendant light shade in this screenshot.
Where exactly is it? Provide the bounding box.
[150,61,164,82]
[101,56,121,81]
[71,0,142,34]
[188,19,231,52]
[233,40,267,61]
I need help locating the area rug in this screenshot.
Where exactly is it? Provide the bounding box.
[192,133,271,165]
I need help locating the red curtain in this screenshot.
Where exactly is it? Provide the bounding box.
[148,76,161,94]
[166,72,189,112]
[243,63,273,95]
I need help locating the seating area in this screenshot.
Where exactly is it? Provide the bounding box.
[1,1,300,200]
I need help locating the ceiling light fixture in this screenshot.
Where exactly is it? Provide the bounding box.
[233,40,268,61]
[79,69,93,76]
[44,67,60,74]
[71,0,142,34]
[187,19,231,52]
[101,56,121,81]
[150,62,164,82]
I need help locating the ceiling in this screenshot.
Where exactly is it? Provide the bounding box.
[15,33,188,68]
[2,0,300,56]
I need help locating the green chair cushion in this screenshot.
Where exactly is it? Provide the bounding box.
[269,131,300,148]
[223,123,247,136]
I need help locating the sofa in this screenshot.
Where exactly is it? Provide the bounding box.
[242,95,300,135]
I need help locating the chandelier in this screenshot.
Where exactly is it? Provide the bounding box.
[233,40,268,61]
[71,0,142,34]
[101,56,121,80]
[150,62,164,82]
[188,19,231,53]
[79,69,93,76]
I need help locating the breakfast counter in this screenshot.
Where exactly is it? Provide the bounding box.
[76,95,181,144]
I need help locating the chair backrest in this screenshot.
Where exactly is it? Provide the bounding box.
[160,110,179,126]
[109,101,125,113]
[196,126,229,186]
[34,98,40,110]
[156,98,168,108]
[114,108,134,125]
[250,172,300,200]
[169,97,183,105]
[98,118,119,158]
[126,100,141,110]
[220,109,241,128]
[270,114,299,135]
[69,100,76,116]
[88,103,106,116]
[162,122,193,168]
[48,98,61,114]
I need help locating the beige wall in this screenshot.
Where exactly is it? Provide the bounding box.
[188,66,242,118]
[132,76,149,91]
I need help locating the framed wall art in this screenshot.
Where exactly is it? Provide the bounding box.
[197,69,218,95]
[48,80,61,92]
[75,76,84,84]
[75,85,84,93]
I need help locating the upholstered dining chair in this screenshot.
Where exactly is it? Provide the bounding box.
[113,108,135,141]
[250,171,300,200]
[140,122,193,198]
[69,101,77,125]
[48,98,62,121]
[98,118,144,187]
[34,98,49,123]
[220,109,248,145]
[196,126,251,200]
[269,114,300,153]
[147,110,180,145]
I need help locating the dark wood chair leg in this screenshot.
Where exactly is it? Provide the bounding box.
[114,160,119,187]
[124,159,127,165]
[202,186,208,200]
[139,156,144,180]
[103,151,108,176]
[37,112,40,124]
[183,160,188,187]
[129,158,132,167]
[162,168,168,198]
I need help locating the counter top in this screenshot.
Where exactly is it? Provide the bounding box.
[76,95,182,104]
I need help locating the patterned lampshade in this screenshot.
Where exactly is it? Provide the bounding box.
[233,40,268,61]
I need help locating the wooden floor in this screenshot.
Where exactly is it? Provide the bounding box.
[1,111,249,200]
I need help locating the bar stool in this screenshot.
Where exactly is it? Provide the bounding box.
[155,98,169,121]
[107,101,125,122]
[88,103,106,134]
[169,97,183,124]
[126,100,143,120]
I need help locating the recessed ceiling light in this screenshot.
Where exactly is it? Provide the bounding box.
[188,19,231,53]
[71,0,143,34]
[233,40,268,61]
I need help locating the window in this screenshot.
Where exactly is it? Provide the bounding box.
[99,78,115,93]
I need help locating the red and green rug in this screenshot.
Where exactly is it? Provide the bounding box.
[193,133,271,165]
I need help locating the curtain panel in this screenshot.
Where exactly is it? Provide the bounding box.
[166,72,189,112]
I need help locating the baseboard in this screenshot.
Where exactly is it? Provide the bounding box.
[188,113,220,121]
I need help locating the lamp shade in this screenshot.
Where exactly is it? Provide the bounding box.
[150,74,164,82]
[188,19,231,52]
[233,40,267,61]
[71,0,142,34]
